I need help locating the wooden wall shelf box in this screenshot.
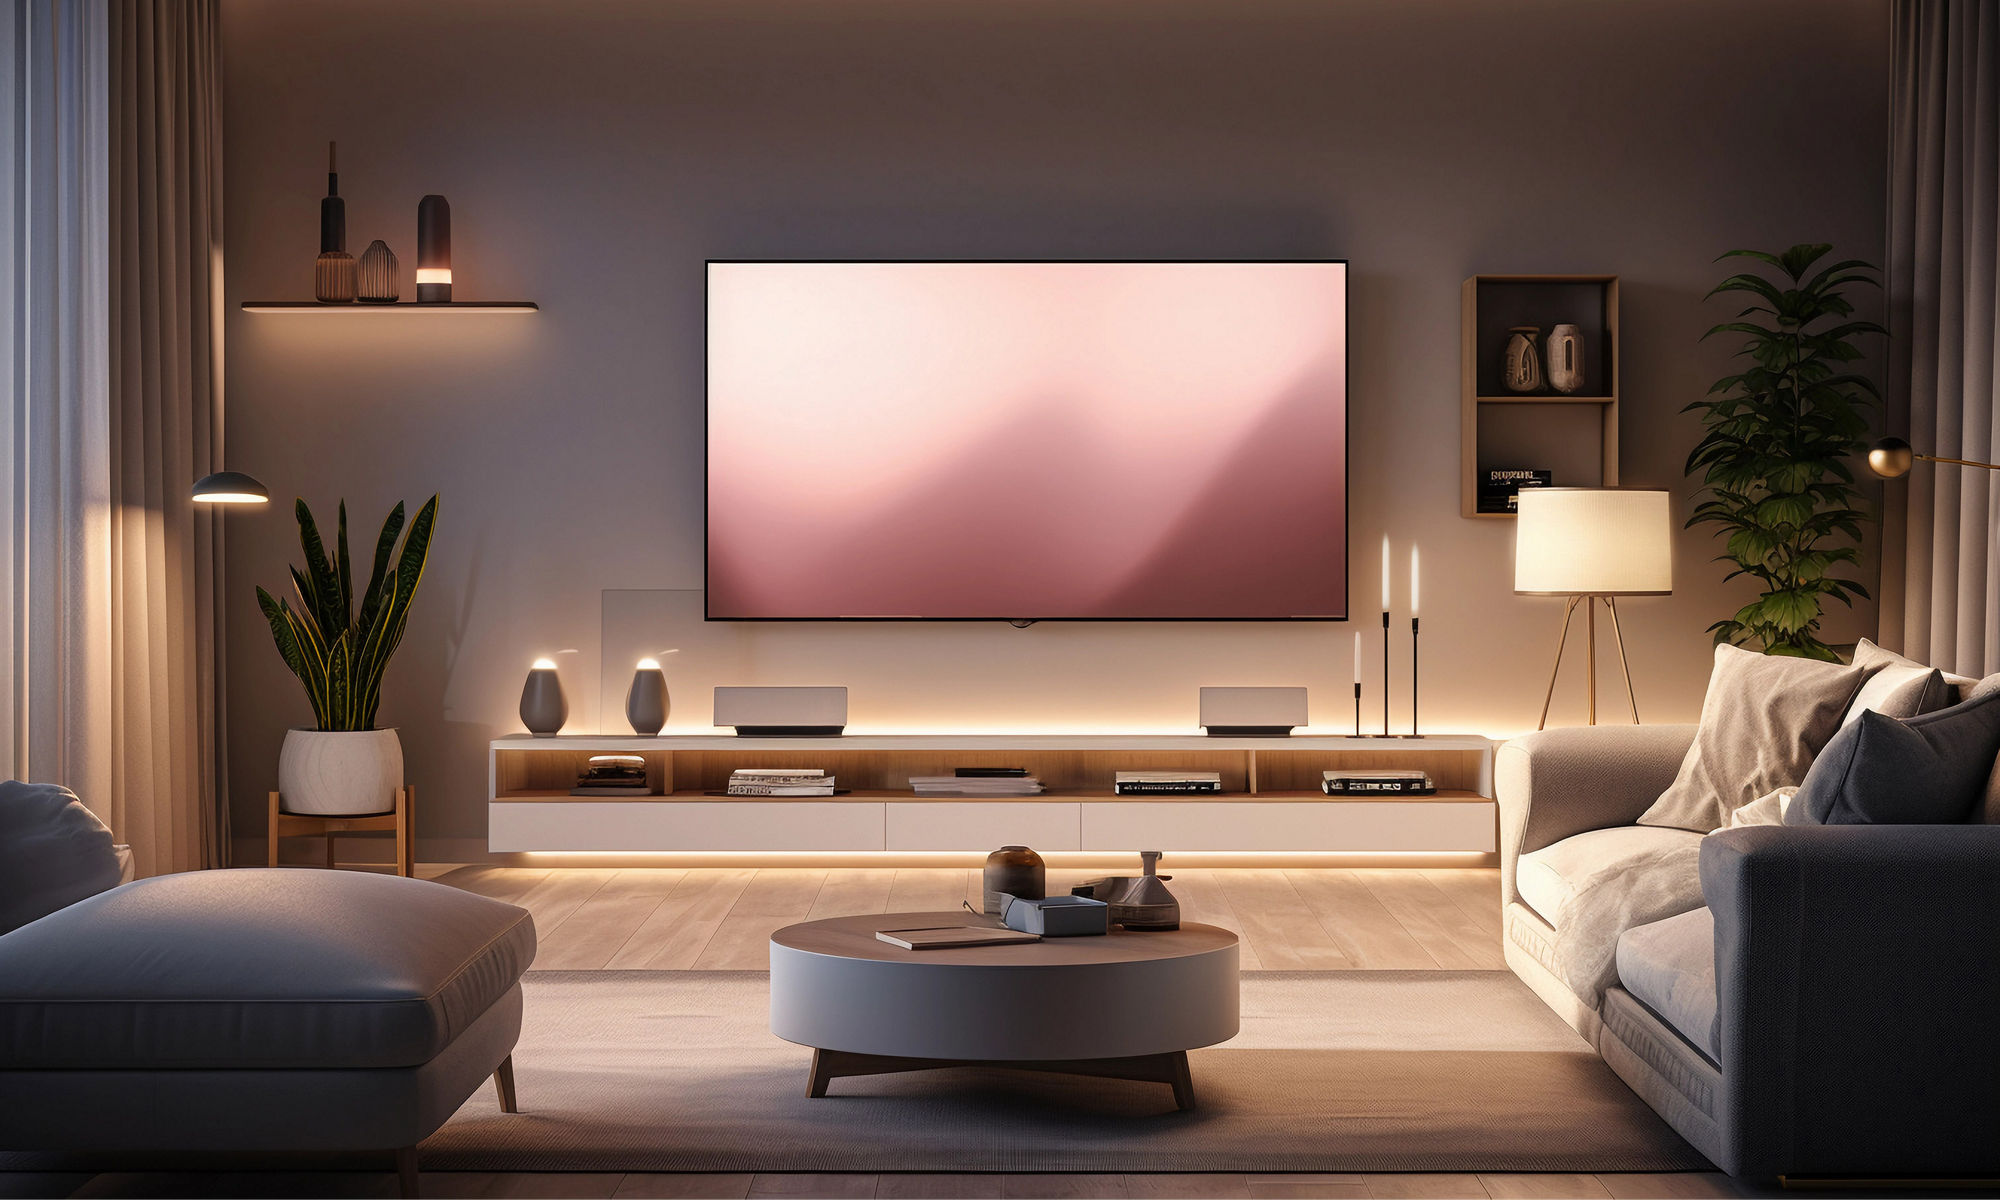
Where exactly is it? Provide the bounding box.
[1461,274,1620,519]
[241,302,539,314]
[488,733,1497,855]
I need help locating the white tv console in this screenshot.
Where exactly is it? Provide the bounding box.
[487,733,1496,855]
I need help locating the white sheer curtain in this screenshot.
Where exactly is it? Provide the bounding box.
[2,0,113,812]
[1882,0,2000,676]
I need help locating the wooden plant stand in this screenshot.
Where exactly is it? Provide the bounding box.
[268,786,415,877]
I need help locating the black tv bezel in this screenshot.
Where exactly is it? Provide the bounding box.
[703,257,1351,624]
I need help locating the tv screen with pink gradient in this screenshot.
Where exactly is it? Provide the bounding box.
[706,261,1348,620]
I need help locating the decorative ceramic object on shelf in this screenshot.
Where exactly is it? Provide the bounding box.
[256,494,439,816]
[625,658,669,735]
[313,141,354,303]
[1503,326,1543,393]
[1547,323,1584,394]
[416,194,451,302]
[357,239,399,303]
[278,727,402,815]
[314,252,356,302]
[983,844,1046,914]
[520,658,567,737]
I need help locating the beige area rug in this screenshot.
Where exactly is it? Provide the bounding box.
[418,970,1708,1173]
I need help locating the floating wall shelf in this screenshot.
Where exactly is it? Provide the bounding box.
[241,301,539,314]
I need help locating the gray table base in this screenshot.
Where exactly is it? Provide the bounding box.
[806,1046,1197,1110]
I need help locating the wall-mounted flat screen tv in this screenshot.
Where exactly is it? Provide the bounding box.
[706,260,1348,620]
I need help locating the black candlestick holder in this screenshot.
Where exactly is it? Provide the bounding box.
[1410,616,1424,738]
[1381,610,1391,737]
[1350,681,1362,736]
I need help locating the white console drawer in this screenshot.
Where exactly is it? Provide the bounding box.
[489,800,886,852]
[885,802,1082,851]
[1079,800,1496,853]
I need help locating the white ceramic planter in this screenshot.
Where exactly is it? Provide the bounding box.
[278,728,404,816]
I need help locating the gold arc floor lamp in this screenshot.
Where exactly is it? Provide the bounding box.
[1867,436,2000,478]
[1515,488,1674,731]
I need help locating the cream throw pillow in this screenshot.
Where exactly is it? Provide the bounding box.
[1844,639,1952,725]
[1637,644,1876,832]
[1727,786,1798,827]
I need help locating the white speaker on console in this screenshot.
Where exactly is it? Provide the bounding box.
[1198,687,1308,737]
[714,686,848,737]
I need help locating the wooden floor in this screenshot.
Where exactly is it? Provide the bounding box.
[422,865,1509,972]
[16,867,1935,1199]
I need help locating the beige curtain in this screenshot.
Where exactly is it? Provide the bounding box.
[3,0,114,812]
[1882,0,2000,677]
[108,0,226,874]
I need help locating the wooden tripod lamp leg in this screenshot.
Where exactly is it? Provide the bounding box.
[1605,596,1640,723]
[1537,595,1583,732]
[268,791,281,867]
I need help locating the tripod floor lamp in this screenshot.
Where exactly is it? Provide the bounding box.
[1515,488,1673,731]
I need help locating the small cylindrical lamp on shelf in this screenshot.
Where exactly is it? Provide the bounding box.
[416,194,451,302]
[1515,488,1673,730]
[519,657,567,737]
[625,658,670,735]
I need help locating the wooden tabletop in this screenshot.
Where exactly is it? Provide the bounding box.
[770,910,1237,967]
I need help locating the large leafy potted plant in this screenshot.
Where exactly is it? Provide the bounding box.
[1686,244,1881,660]
[258,496,438,815]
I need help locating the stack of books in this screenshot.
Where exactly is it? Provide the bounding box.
[1113,770,1223,796]
[1477,468,1553,514]
[727,768,836,796]
[909,768,1046,797]
[570,754,650,796]
[1322,769,1435,796]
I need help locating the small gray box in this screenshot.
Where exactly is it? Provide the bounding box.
[1198,686,1308,736]
[1000,894,1109,937]
[713,686,847,736]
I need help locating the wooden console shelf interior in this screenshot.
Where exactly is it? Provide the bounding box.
[1460,274,1620,519]
[241,301,538,313]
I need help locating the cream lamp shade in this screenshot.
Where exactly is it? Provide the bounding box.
[1515,488,1673,596]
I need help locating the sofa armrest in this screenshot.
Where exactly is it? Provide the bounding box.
[1700,825,2000,1178]
[1495,724,1694,906]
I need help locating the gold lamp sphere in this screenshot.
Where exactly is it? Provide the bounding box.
[1868,437,1915,479]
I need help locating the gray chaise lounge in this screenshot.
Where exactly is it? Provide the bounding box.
[0,782,534,1196]
[1497,723,2000,1179]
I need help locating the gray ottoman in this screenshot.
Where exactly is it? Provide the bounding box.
[0,868,534,1196]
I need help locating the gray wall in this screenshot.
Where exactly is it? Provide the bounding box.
[220,0,1890,861]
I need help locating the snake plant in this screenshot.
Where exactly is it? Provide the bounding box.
[257,496,438,731]
[1686,244,1880,660]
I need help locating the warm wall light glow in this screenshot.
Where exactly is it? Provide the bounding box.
[636,657,661,670]
[531,657,558,670]
[190,470,270,504]
[415,267,451,285]
[190,492,268,504]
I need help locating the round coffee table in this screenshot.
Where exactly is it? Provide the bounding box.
[769,911,1239,1109]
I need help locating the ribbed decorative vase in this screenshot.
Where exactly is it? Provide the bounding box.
[520,663,568,737]
[1502,326,1542,393]
[277,728,402,816]
[357,240,399,303]
[1546,323,1584,394]
[315,252,357,302]
[625,663,669,735]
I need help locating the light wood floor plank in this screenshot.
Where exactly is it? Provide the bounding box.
[435,864,550,903]
[483,1174,628,1198]
[1366,1175,1488,1198]
[887,868,977,915]
[508,868,618,939]
[1423,869,1504,943]
[876,1175,1006,1199]
[1001,1177,1128,1199]
[1352,869,1504,970]
[806,868,898,920]
[1594,1175,1747,1200]
[612,869,757,970]
[1478,1175,1612,1199]
[534,870,685,970]
[1285,870,1439,969]
[1216,870,1353,969]
[729,869,830,917]
[1124,1175,1250,1198]
[1246,1175,1371,1199]
[1170,868,1266,971]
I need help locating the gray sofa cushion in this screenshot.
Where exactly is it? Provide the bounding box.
[1786,690,2000,826]
[0,781,125,936]
[1639,645,1875,832]
[1616,906,1719,1062]
[0,869,534,1070]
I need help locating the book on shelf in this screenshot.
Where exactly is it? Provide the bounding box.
[909,775,1045,796]
[571,753,649,796]
[1322,769,1436,796]
[955,766,1029,777]
[1114,771,1223,782]
[1477,468,1553,514]
[1113,780,1224,795]
[726,780,837,796]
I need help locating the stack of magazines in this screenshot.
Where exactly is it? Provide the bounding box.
[909,769,1045,797]
[1114,770,1222,795]
[1322,769,1435,796]
[727,768,836,796]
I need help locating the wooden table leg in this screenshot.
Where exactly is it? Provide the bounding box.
[493,1053,518,1113]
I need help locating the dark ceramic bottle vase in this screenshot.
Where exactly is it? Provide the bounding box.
[983,844,1046,915]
